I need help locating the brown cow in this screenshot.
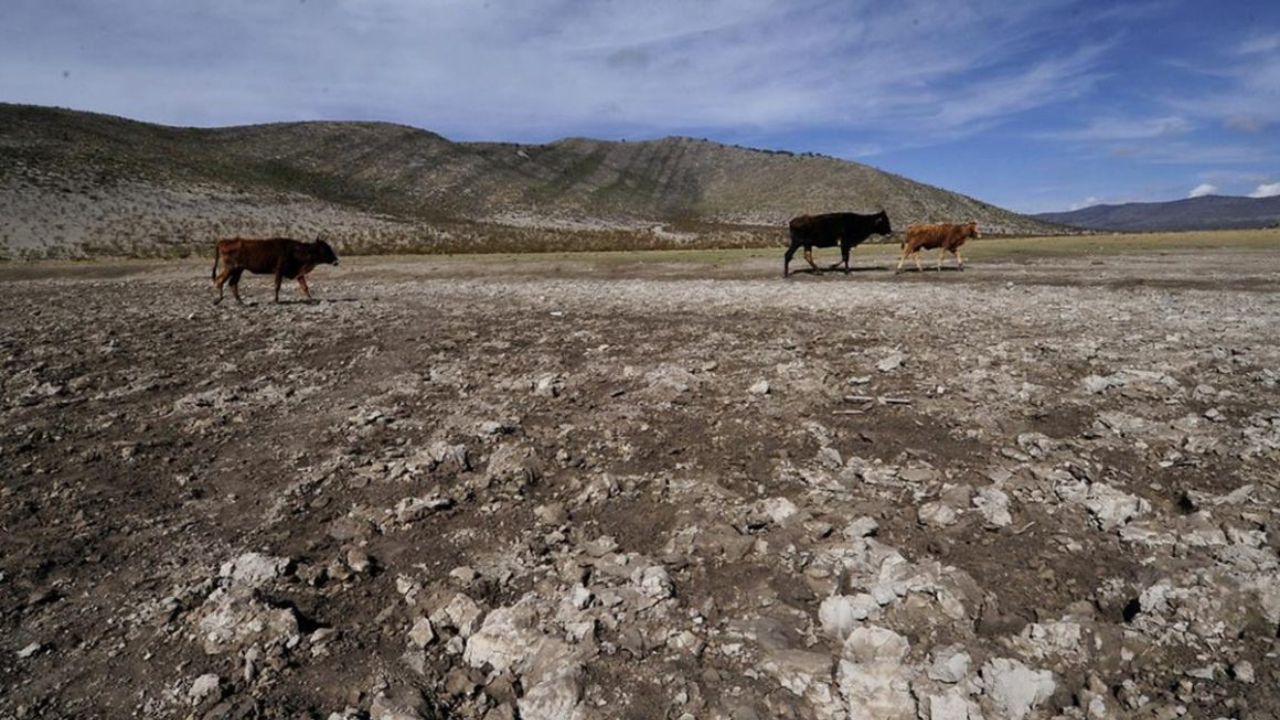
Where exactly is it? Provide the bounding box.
[895,222,980,273]
[211,237,339,304]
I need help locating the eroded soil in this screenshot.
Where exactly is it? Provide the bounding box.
[2,249,1279,719]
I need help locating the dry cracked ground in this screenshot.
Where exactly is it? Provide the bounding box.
[2,249,1279,720]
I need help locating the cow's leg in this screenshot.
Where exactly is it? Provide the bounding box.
[831,242,851,272]
[937,247,947,271]
[229,269,245,305]
[914,250,924,273]
[955,249,965,270]
[213,267,233,304]
[895,247,909,274]
[783,243,799,277]
[297,274,313,300]
[803,247,820,272]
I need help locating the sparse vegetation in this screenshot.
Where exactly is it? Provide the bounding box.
[1,103,1069,260]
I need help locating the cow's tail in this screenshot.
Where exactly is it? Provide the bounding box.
[211,246,220,281]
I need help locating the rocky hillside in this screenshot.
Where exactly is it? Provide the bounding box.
[0,104,1062,259]
[1034,195,1280,232]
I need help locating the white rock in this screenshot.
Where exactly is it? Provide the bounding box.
[519,674,586,720]
[1233,660,1255,684]
[927,646,971,684]
[188,674,221,705]
[973,487,1012,527]
[196,587,300,655]
[761,496,801,525]
[408,617,435,648]
[1081,374,1120,394]
[370,689,428,720]
[981,658,1055,720]
[842,625,909,665]
[876,353,905,373]
[749,380,771,396]
[632,565,674,599]
[843,517,880,539]
[533,374,560,397]
[927,688,971,720]
[464,605,541,673]
[1083,484,1150,531]
[568,584,592,610]
[838,627,914,720]
[441,593,485,638]
[917,501,958,528]
[15,642,41,659]
[819,594,879,640]
[219,552,290,588]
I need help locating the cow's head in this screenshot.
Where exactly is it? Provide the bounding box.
[967,221,981,239]
[874,210,893,236]
[313,237,339,266]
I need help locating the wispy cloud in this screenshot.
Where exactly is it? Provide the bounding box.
[1165,31,1280,132]
[1188,183,1218,198]
[1238,32,1280,55]
[0,0,1112,145]
[1040,115,1191,141]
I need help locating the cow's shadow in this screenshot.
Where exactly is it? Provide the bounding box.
[230,297,364,306]
[895,266,966,274]
[791,264,893,275]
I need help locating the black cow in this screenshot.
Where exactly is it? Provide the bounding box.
[784,211,893,277]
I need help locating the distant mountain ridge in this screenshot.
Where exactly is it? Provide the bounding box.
[0,103,1063,259]
[1033,195,1280,232]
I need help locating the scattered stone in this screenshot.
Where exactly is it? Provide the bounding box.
[632,565,674,600]
[749,380,771,396]
[876,353,905,373]
[838,626,913,720]
[15,642,42,659]
[973,486,1012,527]
[1083,484,1151,531]
[534,502,568,525]
[345,548,372,574]
[917,501,959,528]
[981,658,1055,720]
[219,552,290,588]
[926,646,971,684]
[408,617,435,648]
[820,594,879,639]
[188,674,222,706]
[440,594,485,638]
[843,517,880,539]
[371,686,430,720]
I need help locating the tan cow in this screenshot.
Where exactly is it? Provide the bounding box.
[896,222,980,273]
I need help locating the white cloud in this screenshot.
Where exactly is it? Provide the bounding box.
[1069,196,1102,211]
[0,0,1112,145]
[1188,183,1217,198]
[1250,182,1280,198]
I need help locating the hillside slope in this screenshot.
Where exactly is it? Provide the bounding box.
[1034,195,1280,232]
[0,104,1061,259]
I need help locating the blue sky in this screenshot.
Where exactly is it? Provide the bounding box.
[2,0,1278,213]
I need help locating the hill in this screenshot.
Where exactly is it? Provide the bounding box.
[1033,195,1280,232]
[0,104,1063,259]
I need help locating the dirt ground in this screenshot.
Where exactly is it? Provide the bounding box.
[2,246,1279,720]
